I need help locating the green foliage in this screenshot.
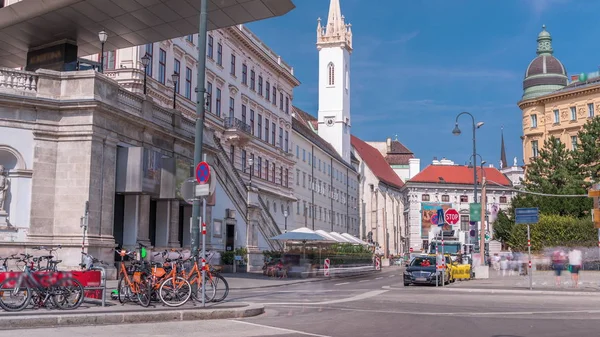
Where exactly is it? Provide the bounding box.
[516,135,591,217]
[493,210,514,245]
[221,251,234,265]
[507,214,596,252]
[575,116,600,183]
[262,250,282,261]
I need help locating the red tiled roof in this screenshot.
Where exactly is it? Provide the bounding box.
[409,165,512,186]
[351,135,405,189]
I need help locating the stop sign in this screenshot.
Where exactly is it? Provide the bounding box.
[444,208,460,225]
[409,247,414,253]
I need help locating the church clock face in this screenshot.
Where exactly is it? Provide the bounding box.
[325,117,335,127]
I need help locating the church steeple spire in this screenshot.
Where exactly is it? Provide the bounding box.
[500,126,508,169]
[316,0,352,51]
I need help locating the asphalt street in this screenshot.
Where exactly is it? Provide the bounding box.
[5,267,600,337]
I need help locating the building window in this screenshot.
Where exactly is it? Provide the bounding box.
[229,145,234,163]
[271,122,276,146]
[421,194,430,202]
[217,42,222,66]
[250,70,255,90]
[499,196,507,204]
[186,35,193,43]
[241,150,247,171]
[460,215,469,231]
[285,169,289,187]
[265,160,270,181]
[206,82,212,112]
[532,140,539,158]
[303,149,306,161]
[280,92,284,111]
[250,109,255,135]
[265,117,269,142]
[241,105,247,124]
[297,201,300,215]
[588,103,595,118]
[101,51,116,70]
[460,195,468,202]
[280,167,283,186]
[272,164,276,183]
[272,86,276,105]
[229,97,234,118]
[156,48,165,83]
[257,157,262,179]
[266,81,270,100]
[328,62,334,85]
[530,114,537,128]
[207,35,213,59]
[174,59,180,93]
[285,97,289,114]
[296,145,299,158]
[284,131,289,152]
[250,154,254,176]
[242,64,247,85]
[215,88,222,117]
[230,54,236,75]
[554,109,559,123]
[185,67,192,99]
[570,106,577,121]
[258,76,263,95]
[571,135,578,150]
[296,169,300,186]
[279,127,283,148]
[441,195,449,202]
[258,114,263,139]
[302,172,306,187]
[144,44,153,77]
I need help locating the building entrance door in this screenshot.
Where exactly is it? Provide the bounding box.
[225,224,235,251]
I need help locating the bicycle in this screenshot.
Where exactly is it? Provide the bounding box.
[32,245,63,272]
[178,252,216,303]
[0,254,84,311]
[115,246,152,307]
[150,249,192,307]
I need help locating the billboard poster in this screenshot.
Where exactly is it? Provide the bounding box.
[421,202,452,238]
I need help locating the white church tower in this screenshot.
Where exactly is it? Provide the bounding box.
[316,0,353,163]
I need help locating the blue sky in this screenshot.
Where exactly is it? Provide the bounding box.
[247,0,600,168]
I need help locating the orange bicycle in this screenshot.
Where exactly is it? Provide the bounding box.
[115,247,152,307]
[149,250,191,307]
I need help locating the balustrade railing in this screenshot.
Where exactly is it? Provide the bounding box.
[223,116,252,134]
[0,68,38,92]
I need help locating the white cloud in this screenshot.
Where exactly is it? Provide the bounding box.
[527,0,570,16]
[353,62,518,81]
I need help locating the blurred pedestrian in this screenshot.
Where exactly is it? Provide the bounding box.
[568,248,582,288]
[551,248,566,286]
[500,255,508,277]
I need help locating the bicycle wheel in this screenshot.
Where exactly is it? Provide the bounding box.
[158,276,191,307]
[136,274,152,307]
[188,273,216,302]
[0,277,31,312]
[210,273,229,303]
[52,277,84,310]
[117,277,134,304]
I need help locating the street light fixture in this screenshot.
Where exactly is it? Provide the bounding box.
[453,111,484,247]
[141,53,150,95]
[283,209,288,233]
[98,31,108,73]
[248,157,254,187]
[171,72,179,109]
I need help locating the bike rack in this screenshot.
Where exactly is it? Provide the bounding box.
[81,266,107,307]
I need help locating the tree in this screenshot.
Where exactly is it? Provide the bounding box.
[514,135,591,217]
[508,214,595,252]
[493,210,514,246]
[575,116,600,183]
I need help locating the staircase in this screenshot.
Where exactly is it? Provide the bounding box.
[211,135,283,251]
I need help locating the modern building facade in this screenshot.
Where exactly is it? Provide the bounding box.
[519,25,600,165]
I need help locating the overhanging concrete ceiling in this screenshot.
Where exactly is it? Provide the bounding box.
[0,0,295,68]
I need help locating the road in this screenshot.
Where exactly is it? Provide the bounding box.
[4,267,600,337]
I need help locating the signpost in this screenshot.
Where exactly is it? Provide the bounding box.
[437,209,445,287]
[515,207,539,290]
[193,160,211,306]
[588,185,600,269]
[444,208,460,225]
[324,258,330,277]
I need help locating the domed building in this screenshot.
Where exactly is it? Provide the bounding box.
[522,25,568,100]
[518,25,600,167]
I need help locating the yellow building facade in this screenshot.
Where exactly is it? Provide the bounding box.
[518,26,600,165]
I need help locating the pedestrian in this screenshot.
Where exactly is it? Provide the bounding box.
[551,248,566,286]
[500,255,508,277]
[568,248,582,288]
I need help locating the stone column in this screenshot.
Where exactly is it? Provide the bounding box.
[154,200,170,248]
[168,200,181,248]
[137,194,151,247]
[28,133,58,237]
[100,137,119,239]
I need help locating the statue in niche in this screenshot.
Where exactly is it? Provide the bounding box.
[513,157,518,167]
[499,160,503,169]
[0,165,9,213]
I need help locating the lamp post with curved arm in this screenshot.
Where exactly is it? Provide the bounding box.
[453,112,484,247]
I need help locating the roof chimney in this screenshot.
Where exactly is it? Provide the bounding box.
[386,137,391,153]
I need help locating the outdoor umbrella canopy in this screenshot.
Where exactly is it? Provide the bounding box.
[329,232,354,243]
[271,227,330,241]
[315,230,341,242]
[341,233,369,245]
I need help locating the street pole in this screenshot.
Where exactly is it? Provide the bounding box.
[201,173,207,307]
[435,240,438,287]
[527,224,532,290]
[190,0,209,258]
[480,176,486,265]
[441,228,445,287]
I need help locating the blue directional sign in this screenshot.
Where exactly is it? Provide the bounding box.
[515,207,539,224]
[437,208,445,226]
[195,161,210,185]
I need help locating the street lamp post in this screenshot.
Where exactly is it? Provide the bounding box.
[453,112,484,247]
[98,31,108,73]
[171,72,179,109]
[248,158,254,187]
[283,209,288,251]
[141,53,150,95]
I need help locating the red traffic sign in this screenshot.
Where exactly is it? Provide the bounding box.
[409,247,414,253]
[444,208,460,225]
[195,161,210,184]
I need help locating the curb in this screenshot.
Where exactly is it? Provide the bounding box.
[440,287,599,296]
[229,269,383,290]
[0,303,265,330]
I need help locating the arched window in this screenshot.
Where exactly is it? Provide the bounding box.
[328,62,335,86]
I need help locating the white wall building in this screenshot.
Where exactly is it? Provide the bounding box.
[367,138,420,184]
[85,25,299,254]
[402,159,518,255]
